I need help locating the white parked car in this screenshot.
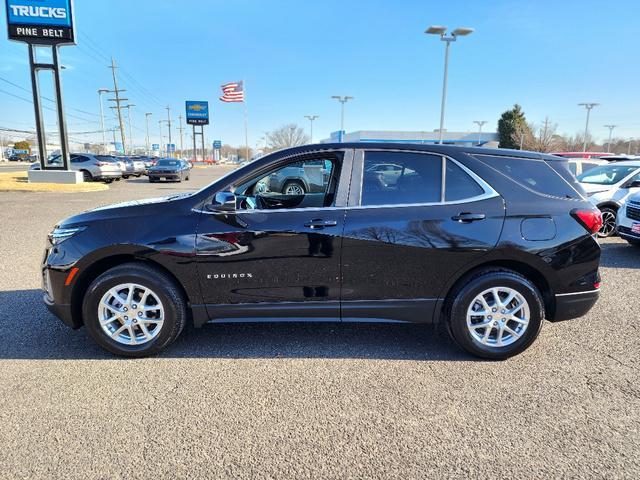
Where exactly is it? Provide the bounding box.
[617,193,640,246]
[566,158,608,177]
[577,161,640,237]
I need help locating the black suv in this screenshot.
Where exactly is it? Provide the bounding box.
[43,144,602,359]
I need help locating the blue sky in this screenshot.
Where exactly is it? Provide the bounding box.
[1,0,639,148]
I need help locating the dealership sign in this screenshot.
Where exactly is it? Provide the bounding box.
[185,101,209,126]
[5,0,76,45]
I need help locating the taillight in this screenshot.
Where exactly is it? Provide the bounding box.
[95,161,108,166]
[571,208,603,235]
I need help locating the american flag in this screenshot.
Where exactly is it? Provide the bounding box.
[220,81,245,103]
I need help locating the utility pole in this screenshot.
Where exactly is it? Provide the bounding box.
[166,106,172,156]
[330,96,353,141]
[473,120,487,145]
[145,113,152,155]
[304,115,319,143]
[604,125,616,153]
[578,102,599,152]
[177,114,185,157]
[107,58,128,155]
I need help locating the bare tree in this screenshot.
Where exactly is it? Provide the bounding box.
[267,124,310,150]
[517,117,562,153]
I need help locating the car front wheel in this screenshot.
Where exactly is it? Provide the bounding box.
[598,207,617,237]
[446,270,544,360]
[283,181,305,195]
[82,263,187,357]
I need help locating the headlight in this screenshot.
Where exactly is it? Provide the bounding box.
[48,226,85,245]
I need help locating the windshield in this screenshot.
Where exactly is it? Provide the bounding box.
[157,160,180,167]
[577,165,638,185]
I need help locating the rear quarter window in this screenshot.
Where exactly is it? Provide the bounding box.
[475,155,581,199]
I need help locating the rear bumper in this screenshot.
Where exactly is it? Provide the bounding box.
[95,172,122,180]
[549,289,600,322]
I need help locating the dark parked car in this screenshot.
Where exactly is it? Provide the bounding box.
[43,144,602,358]
[147,158,191,182]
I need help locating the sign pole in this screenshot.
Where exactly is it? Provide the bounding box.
[192,125,196,162]
[28,45,47,170]
[52,46,70,170]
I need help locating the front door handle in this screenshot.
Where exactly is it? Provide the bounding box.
[452,212,486,223]
[304,219,338,229]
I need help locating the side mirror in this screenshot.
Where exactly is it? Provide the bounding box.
[208,191,237,212]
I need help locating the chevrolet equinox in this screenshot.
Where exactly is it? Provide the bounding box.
[43,144,602,359]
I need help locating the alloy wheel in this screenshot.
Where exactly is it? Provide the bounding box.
[466,287,530,348]
[599,209,617,237]
[98,283,164,345]
[284,183,304,195]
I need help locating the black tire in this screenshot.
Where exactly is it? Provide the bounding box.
[104,178,114,184]
[81,170,93,182]
[149,178,156,183]
[82,262,187,357]
[598,207,617,238]
[283,180,305,195]
[445,269,544,360]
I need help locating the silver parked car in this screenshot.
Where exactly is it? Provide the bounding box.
[30,154,122,183]
[577,160,640,237]
[122,157,146,177]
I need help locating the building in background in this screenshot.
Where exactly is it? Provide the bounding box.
[321,129,498,146]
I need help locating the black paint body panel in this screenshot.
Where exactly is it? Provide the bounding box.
[42,143,601,330]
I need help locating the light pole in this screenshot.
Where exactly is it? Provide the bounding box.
[145,113,152,155]
[604,125,616,153]
[304,115,319,143]
[165,106,172,156]
[578,103,599,152]
[123,104,135,154]
[330,96,353,141]
[628,139,634,155]
[473,120,487,145]
[426,25,474,144]
[158,120,164,157]
[98,88,109,154]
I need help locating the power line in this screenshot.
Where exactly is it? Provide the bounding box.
[0,76,100,120]
[0,87,98,124]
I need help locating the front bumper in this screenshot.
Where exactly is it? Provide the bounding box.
[149,173,181,180]
[618,225,640,242]
[549,289,600,322]
[42,266,81,329]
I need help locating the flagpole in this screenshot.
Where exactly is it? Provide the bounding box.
[243,80,249,162]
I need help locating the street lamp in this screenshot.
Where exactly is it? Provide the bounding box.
[123,104,135,154]
[604,124,616,153]
[145,113,153,155]
[473,120,487,145]
[426,25,474,144]
[330,96,354,141]
[98,88,109,154]
[578,103,599,152]
[158,120,165,157]
[304,115,319,143]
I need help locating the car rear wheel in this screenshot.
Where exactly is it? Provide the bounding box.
[598,207,617,237]
[82,263,187,357]
[283,181,305,195]
[104,178,114,184]
[446,270,544,360]
[81,170,92,182]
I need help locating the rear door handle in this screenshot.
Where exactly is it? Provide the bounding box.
[304,219,338,229]
[452,212,486,223]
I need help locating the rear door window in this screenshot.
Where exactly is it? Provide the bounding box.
[445,160,485,201]
[362,151,442,206]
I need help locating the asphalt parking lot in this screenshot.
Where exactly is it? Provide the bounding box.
[0,165,638,479]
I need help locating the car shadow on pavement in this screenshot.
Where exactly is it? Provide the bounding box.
[599,241,640,269]
[0,289,470,361]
